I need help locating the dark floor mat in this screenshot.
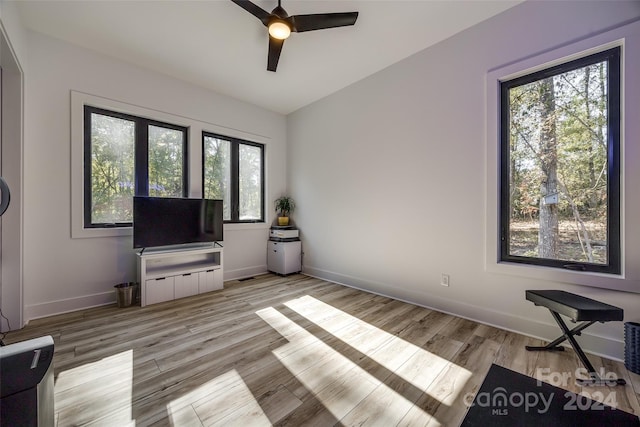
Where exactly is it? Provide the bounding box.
[461,364,639,426]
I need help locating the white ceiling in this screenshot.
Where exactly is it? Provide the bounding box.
[16,0,521,115]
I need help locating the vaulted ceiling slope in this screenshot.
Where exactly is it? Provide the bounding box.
[16,0,521,114]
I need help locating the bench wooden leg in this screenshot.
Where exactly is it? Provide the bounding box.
[526,310,626,386]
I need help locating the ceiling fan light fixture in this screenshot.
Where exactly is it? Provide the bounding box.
[231,0,359,71]
[268,20,291,40]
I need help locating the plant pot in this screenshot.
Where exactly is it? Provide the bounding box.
[278,216,289,226]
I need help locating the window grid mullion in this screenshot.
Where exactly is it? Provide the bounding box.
[201,131,265,224]
[84,105,188,228]
[135,121,149,196]
[83,108,94,227]
[230,141,240,221]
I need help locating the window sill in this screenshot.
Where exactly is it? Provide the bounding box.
[484,260,636,293]
[72,222,269,240]
[224,222,269,231]
[72,226,132,239]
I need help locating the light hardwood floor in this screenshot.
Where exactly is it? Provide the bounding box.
[6,274,640,426]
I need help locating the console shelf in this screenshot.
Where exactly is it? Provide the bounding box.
[137,245,223,307]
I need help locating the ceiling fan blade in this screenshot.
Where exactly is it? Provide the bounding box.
[267,36,285,72]
[231,0,271,25]
[291,12,358,32]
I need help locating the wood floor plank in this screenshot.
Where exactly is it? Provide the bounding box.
[532,344,583,395]
[423,335,502,426]
[394,310,454,348]
[579,356,640,415]
[438,316,480,346]
[149,405,204,427]
[340,380,416,427]
[256,385,303,425]
[493,333,545,377]
[4,273,638,426]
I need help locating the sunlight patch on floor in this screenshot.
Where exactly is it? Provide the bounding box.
[285,295,471,399]
[54,350,135,426]
[256,306,397,421]
[167,369,271,427]
[257,303,464,425]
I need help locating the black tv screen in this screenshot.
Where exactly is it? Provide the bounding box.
[133,197,223,249]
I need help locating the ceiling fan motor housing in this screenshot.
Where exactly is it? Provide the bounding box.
[231,0,358,71]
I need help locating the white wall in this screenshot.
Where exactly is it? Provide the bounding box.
[288,1,640,360]
[0,0,28,68]
[0,0,27,331]
[23,31,287,321]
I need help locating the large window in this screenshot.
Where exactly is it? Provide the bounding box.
[84,106,188,228]
[203,132,264,223]
[500,47,620,274]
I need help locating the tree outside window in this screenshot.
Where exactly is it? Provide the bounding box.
[84,106,188,228]
[500,47,620,274]
[203,133,264,223]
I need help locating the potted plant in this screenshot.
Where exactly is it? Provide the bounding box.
[274,196,295,226]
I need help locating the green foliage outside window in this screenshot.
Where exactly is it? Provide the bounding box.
[90,113,135,224]
[502,47,620,272]
[203,136,231,220]
[148,125,184,198]
[203,133,264,223]
[85,107,187,227]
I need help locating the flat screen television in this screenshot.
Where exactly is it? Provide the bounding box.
[133,196,223,249]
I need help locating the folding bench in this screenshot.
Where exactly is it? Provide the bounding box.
[525,289,626,386]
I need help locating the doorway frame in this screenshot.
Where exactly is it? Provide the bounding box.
[0,22,24,332]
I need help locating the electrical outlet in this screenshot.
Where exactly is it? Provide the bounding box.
[441,274,450,287]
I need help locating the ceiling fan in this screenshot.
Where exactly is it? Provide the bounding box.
[231,0,359,72]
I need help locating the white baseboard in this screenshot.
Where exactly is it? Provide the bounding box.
[22,265,269,325]
[22,265,626,361]
[24,291,115,324]
[224,265,268,281]
[303,266,625,361]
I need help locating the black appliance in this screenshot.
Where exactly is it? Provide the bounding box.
[0,177,9,216]
[0,336,55,426]
[133,196,224,249]
[0,179,55,426]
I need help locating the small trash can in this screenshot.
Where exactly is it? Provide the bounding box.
[114,282,137,308]
[625,322,640,375]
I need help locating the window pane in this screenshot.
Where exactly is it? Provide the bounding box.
[203,136,231,220]
[148,125,184,197]
[90,112,135,223]
[239,144,263,220]
[506,60,610,265]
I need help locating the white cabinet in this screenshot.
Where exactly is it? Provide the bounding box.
[145,276,175,305]
[198,269,223,293]
[137,246,223,306]
[267,240,301,275]
[174,273,199,299]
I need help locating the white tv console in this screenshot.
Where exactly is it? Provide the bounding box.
[137,245,223,307]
